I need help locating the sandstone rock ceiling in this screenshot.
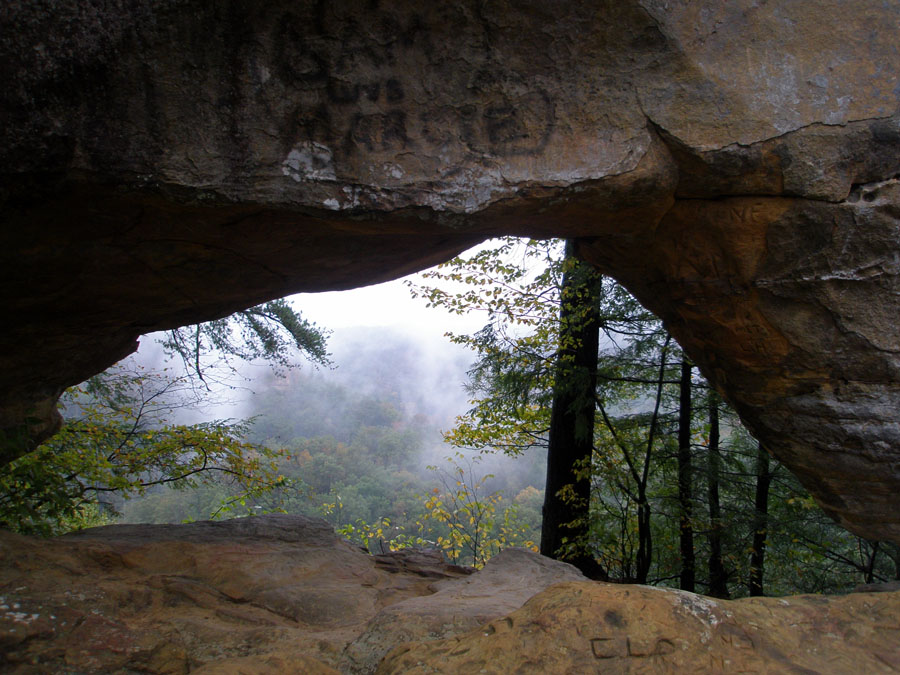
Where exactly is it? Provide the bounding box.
[2,1,899,543]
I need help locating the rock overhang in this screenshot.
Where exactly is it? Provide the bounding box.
[2,0,900,543]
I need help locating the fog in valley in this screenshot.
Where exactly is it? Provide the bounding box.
[21,236,899,593]
[114,282,548,554]
[245,326,546,488]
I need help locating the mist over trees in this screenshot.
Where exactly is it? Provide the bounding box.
[412,237,900,594]
[116,326,547,565]
[3,238,898,593]
[0,299,329,536]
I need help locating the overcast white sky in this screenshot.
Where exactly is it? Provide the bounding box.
[288,242,492,340]
[131,241,495,379]
[128,238,524,423]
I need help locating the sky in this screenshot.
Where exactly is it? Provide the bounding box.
[128,240,496,423]
[134,239,492,365]
[119,238,549,492]
[281,249,491,423]
[287,243,491,340]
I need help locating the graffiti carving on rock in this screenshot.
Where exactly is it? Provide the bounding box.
[590,636,677,660]
[270,6,556,167]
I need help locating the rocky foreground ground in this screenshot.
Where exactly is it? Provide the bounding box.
[1,514,898,673]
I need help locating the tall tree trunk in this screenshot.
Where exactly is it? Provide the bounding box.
[863,541,881,584]
[749,441,771,596]
[633,334,671,584]
[541,240,605,579]
[706,392,729,598]
[635,499,652,583]
[678,359,695,592]
[886,542,900,580]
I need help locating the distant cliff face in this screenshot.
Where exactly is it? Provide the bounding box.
[1,515,898,673]
[2,0,900,543]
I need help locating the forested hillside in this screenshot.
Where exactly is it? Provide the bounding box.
[2,239,897,595]
[119,329,546,567]
[409,238,900,595]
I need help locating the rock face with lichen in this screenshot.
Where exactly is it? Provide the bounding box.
[1,515,899,674]
[2,0,900,543]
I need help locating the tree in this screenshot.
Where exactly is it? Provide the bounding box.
[1,299,329,535]
[408,237,562,456]
[592,332,672,584]
[413,236,900,595]
[0,363,285,535]
[162,298,330,384]
[421,454,536,568]
[541,241,605,578]
[705,391,729,598]
[317,453,538,566]
[749,441,772,596]
[410,239,590,564]
[677,359,695,592]
[411,238,675,577]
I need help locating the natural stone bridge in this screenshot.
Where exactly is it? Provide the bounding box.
[2,0,899,544]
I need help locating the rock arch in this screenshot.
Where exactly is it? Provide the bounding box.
[2,0,899,542]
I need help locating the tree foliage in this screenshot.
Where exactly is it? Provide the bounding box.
[408,238,562,453]
[0,364,286,535]
[412,237,900,594]
[420,453,537,567]
[162,298,330,383]
[1,298,332,535]
[321,454,537,568]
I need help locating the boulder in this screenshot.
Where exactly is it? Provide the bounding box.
[379,580,900,674]
[2,515,899,673]
[342,548,585,673]
[2,0,900,542]
[0,514,472,673]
